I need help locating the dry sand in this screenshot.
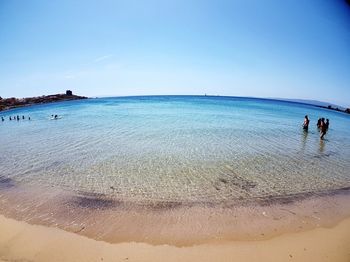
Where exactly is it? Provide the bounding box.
[1,214,350,262]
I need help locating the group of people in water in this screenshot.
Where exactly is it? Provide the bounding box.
[303,115,329,140]
[1,114,63,122]
[1,115,31,121]
[0,112,331,141]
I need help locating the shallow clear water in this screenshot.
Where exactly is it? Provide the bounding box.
[1,96,350,203]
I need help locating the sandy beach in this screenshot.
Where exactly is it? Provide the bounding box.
[0,214,349,262]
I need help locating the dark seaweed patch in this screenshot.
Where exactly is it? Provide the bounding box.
[216,173,257,191]
[0,175,15,189]
[71,193,119,209]
[322,186,350,196]
[230,176,257,191]
[73,196,116,209]
[256,195,306,206]
[256,187,350,206]
[147,201,183,211]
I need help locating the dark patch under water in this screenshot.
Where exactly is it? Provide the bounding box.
[63,186,350,212]
[0,175,15,189]
[215,173,257,192]
[256,186,350,206]
[256,194,309,206]
[70,192,118,209]
[147,201,183,211]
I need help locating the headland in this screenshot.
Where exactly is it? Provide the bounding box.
[0,90,87,111]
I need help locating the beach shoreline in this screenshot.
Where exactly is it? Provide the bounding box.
[1,181,350,246]
[1,96,350,260]
[1,213,350,262]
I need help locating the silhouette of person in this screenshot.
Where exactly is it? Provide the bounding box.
[303,115,310,131]
[317,118,321,129]
[320,119,327,140]
[325,119,329,130]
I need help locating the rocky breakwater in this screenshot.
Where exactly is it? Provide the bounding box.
[0,90,87,111]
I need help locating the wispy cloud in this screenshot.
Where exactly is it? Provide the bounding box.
[94,54,113,63]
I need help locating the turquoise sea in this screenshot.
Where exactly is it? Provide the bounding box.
[1,96,349,204]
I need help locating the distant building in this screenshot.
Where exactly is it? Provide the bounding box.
[66,90,73,96]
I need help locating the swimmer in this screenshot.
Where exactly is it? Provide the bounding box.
[316,118,321,129]
[320,118,327,140]
[303,115,310,131]
[325,119,329,130]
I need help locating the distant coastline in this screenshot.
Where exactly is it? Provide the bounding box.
[0,92,348,115]
[314,104,350,115]
[0,90,87,112]
[271,97,350,115]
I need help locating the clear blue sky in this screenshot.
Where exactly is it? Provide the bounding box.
[0,0,349,107]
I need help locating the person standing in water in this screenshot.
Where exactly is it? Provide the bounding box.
[320,118,327,140]
[303,115,310,131]
[325,119,329,130]
[317,118,321,129]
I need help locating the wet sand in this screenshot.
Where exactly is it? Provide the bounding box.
[0,181,350,246]
[0,182,349,245]
[1,214,350,262]
[1,178,350,261]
